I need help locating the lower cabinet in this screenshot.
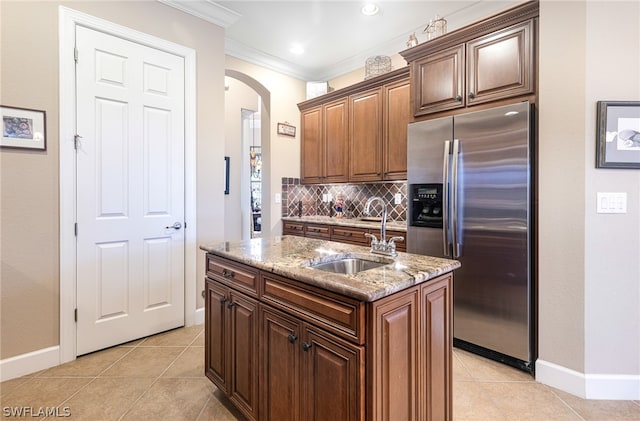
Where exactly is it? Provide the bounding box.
[261,306,364,421]
[205,279,259,421]
[205,254,452,421]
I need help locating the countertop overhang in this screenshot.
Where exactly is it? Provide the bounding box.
[200,236,459,302]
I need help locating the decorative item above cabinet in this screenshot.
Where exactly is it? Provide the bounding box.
[400,1,538,118]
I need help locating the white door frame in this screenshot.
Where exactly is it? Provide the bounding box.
[59,6,197,364]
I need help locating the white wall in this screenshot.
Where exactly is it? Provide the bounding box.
[537,0,640,399]
[225,56,306,237]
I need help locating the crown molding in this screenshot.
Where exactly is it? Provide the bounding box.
[157,0,240,28]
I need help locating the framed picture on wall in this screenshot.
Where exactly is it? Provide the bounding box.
[1,105,47,151]
[277,122,296,137]
[596,101,640,169]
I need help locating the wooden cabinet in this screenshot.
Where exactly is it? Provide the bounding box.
[349,88,383,182]
[261,306,364,421]
[205,253,452,421]
[401,1,537,117]
[467,20,533,106]
[382,79,411,180]
[283,221,406,252]
[205,279,259,421]
[300,106,323,184]
[370,273,452,421]
[298,68,410,184]
[300,98,348,184]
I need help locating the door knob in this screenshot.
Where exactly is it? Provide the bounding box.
[166,222,182,230]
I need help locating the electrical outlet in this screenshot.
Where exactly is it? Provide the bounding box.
[394,193,402,205]
[275,193,281,204]
[322,194,328,202]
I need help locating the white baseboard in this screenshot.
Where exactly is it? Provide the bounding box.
[0,346,60,382]
[194,307,204,325]
[536,359,640,400]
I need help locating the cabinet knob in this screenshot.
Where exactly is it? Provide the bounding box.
[468,92,476,99]
[288,334,298,344]
[302,342,312,352]
[455,95,462,101]
[219,297,227,304]
[227,301,235,309]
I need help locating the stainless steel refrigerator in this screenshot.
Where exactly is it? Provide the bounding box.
[407,101,534,372]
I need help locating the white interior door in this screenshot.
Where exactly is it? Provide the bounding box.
[75,25,185,355]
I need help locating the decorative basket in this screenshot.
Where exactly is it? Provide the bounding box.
[365,55,392,80]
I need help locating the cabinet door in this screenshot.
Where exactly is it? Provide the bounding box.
[349,88,382,182]
[205,280,228,393]
[228,292,259,420]
[420,275,452,421]
[370,287,419,421]
[301,106,323,184]
[412,45,464,116]
[383,78,411,180]
[323,98,349,183]
[301,325,364,421]
[261,306,301,421]
[466,20,533,105]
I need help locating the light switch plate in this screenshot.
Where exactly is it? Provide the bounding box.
[394,193,402,205]
[596,192,626,213]
[275,193,281,204]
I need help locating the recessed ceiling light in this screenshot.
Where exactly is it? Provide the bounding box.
[290,43,304,55]
[361,3,379,16]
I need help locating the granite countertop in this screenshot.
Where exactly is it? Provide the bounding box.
[281,215,407,232]
[200,236,459,302]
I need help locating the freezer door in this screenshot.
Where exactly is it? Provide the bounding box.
[407,117,452,256]
[452,102,532,363]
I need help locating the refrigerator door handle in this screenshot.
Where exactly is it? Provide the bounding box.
[451,138,461,258]
[442,140,451,257]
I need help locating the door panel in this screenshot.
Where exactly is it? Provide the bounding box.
[76,26,185,355]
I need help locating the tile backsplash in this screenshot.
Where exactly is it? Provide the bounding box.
[281,178,407,222]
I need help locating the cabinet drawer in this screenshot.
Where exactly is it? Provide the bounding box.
[283,222,305,236]
[304,224,330,239]
[262,273,365,345]
[207,255,259,297]
[331,226,369,246]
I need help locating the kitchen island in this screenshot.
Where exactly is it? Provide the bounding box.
[200,235,460,421]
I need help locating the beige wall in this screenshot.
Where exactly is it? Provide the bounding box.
[538,0,640,384]
[225,56,306,237]
[329,54,408,91]
[0,0,226,359]
[224,78,260,241]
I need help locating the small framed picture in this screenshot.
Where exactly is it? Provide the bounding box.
[1,105,47,151]
[277,122,296,137]
[596,101,640,169]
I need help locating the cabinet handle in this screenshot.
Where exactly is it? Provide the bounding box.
[221,269,235,279]
[455,95,462,101]
[219,297,227,304]
[468,92,476,99]
[227,302,235,309]
[288,334,298,343]
[302,342,312,352]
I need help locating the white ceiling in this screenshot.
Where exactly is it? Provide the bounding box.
[160,0,524,81]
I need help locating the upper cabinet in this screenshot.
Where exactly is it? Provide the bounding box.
[300,98,349,184]
[401,1,538,118]
[299,68,410,184]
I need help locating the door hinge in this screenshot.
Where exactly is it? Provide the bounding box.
[184,222,187,230]
[74,223,78,237]
[74,46,78,63]
[74,134,82,150]
[74,308,78,322]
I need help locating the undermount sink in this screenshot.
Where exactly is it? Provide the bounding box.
[310,257,393,274]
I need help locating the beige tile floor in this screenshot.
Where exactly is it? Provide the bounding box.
[1,325,639,420]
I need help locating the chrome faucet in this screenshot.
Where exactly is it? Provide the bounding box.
[364,197,404,257]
